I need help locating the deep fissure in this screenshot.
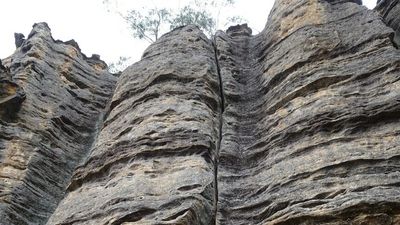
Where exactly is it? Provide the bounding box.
[212,36,225,225]
[4,1,400,223]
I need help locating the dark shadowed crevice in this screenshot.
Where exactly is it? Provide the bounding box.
[390,30,400,49]
[212,40,226,113]
[110,208,157,225]
[375,0,400,48]
[211,37,225,225]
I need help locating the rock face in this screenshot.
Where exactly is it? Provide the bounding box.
[2,0,400,224]
[48,25,222,225]
[216,0,400,224]
[0,23,116,225]
[377,0,400,47]
[0,62,26,120]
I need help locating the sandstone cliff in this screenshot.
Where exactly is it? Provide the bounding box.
[1,0,400,224]
[0,23,117,224]
[377,0,400,47]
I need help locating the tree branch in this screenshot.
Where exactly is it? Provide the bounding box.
[119,11,155,43]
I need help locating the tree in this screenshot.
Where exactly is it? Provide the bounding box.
[108,56,131,73]
[104,0,245,72]
[170,5,215,36]
[105,0,245,43]
[125,8,170,43]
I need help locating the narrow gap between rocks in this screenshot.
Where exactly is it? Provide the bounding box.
[212,36,225,225]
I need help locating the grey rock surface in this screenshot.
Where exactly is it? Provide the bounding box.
[376,0,400,47]
[2,0,400,224]
[14,33,25,48]
[216,0,400,224]
[0,22,116,225]
[48,25,222,225]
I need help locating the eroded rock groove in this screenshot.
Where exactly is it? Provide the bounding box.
[216,0,400,224]
[1,0,400,224]
[0,23,117,225]
[211,34,227,225]
[214,23,268,225]
[48,25,222,225]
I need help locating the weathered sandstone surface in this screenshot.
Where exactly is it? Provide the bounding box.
[377,0,400,47]
[1,0,400,224]
[0,23,116,225]
[216,0,400,224]
[48,25,222,225]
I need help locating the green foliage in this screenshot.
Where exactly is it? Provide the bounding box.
[108,56,131,73]
[104,0,245,72]
[125,8,170,42]
[170,5,215,36]
[169,0,242,36]
[105,0,245,43]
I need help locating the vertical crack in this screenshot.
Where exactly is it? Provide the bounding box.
[391,30,400,49]
[212,36,225,225]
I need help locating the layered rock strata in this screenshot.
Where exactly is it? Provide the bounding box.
[2,0,400,224]
[216,0,400,224]
[0,23,116,225]
[376,0,400,47]
[48,25,222,225]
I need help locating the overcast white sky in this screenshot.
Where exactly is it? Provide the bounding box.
[0,0,377,66]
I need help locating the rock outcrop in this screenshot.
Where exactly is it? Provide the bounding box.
[48,25,222,225]
[0,23,116,225]
[376,0,400,47]
[1,0,400,224]
[216,0,400,224]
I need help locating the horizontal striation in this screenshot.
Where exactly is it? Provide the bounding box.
[0,23,117,225]
[216,0,400,224]
[376,0,400,47]
[47,25,222,225]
